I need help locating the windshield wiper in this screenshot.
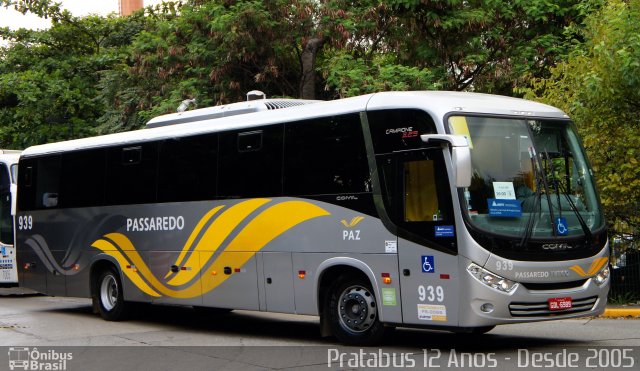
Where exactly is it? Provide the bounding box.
[519,146,549,249]
[532,146,557,237]
[519,166,542,249]
[546,150,593,242]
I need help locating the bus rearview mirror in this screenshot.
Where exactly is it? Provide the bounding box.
[421,134,472,188]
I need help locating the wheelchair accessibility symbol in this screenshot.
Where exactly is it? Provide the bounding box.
[556,217,568,236]
[421,256,435,273]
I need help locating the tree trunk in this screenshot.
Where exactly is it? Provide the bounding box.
[299,37,326,100]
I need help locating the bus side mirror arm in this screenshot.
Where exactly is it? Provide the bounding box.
[421,134,472,188]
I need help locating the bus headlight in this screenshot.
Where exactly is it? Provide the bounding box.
[593,264,610,286]
[467,263,518,293]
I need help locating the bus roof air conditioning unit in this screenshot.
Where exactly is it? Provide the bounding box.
[146,93,321,128]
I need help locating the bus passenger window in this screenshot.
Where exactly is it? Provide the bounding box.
[122,146,142,165]
[284,114,369,196]
[218,125,283,198]
[158,134,217,203]
[404,160,439,222]
[106,143,157,205]
[60,149,106,208]
[36,156,61,209]
[0,164,13,244]
[238,131,262,152]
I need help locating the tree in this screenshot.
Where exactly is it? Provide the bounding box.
[0,0,154,146]
[385,0,603,95]
[1,0,605,141]
[525,0,640,238]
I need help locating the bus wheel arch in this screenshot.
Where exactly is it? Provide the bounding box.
[90,260,131,321]
[317,262,390,345]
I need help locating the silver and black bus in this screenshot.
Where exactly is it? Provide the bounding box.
[16,92,608,344]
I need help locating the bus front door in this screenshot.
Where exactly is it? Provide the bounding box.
[384,149,461,327]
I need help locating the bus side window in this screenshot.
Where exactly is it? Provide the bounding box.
[18,162,35,211]
[0,164,13,244]
[35,156,61,209]
[0,163,9,193]
[218,125,283,198]
[284,114,369,196]
[238,131,262,152]
[379,150,456,253]
[158,134,218,202]
[60,149,106,208]
[106,143,158,205]
[404,160,440,222]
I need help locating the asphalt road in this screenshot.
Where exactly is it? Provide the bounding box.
[1,290,639,370]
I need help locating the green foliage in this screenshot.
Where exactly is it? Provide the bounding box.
[0,0,605,145]
[387,0,603,94]
[98,0,309,132]
[0,0,158,146]
[525,0,640,238]
[322,51,441,98]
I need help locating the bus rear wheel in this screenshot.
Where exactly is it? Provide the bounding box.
[96,268,130,321]
[326,275,388,345]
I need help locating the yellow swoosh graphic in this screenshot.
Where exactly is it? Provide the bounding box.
[165,205,224,279]
[92,238,161,297]
[569,257,608,277]
[340,216,364,228]
[167,199,271,286]
[587,257,608,276]
[91,199,330,299]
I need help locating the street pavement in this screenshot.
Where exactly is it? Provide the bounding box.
[1,289,640,370]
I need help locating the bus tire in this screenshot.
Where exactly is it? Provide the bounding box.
[96,268,130,321]
[326,275,387,345]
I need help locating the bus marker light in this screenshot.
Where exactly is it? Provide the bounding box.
[234,268,241,273]
[440,274,450,280]
[382,273,392,284]
[23,263,30,270]
[73,264,80,271]
[298,270,306,279]
[211,271,217,276]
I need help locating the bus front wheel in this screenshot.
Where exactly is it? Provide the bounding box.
[96,268,130,321]
[326,275,388,345]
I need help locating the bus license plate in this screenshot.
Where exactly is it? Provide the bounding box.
[548,297,572,311]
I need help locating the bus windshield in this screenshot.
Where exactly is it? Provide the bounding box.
[449,116,604,239]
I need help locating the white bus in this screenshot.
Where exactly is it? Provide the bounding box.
[16,92,609,344]
[0,150,20,287]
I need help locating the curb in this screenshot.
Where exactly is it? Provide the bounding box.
[602,308,640,318]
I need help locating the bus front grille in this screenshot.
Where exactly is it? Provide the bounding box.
[509,296,598,317]
[520,279,588,291]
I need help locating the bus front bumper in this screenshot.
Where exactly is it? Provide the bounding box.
[459,269,609,327]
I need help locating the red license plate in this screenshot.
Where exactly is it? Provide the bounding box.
[548,297,572,311]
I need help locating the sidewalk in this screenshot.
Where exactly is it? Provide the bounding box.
[603,305,640,318]
[0,287,39,296]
